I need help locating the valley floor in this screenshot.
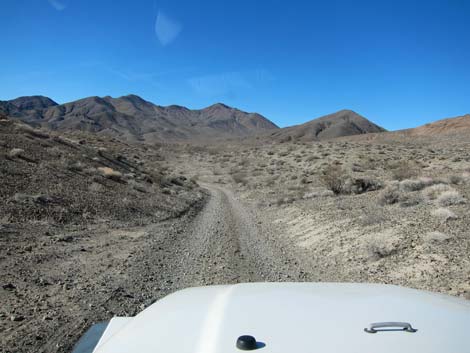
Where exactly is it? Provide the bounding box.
[2,130,470,352]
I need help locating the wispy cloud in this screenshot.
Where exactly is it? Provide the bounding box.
[48,0,67,11]
[188,72,251,98]
[104,67,165,89]
[155,11,183,46]
[188,70,275,99]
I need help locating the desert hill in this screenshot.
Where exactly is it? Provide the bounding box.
[269,109,386,142]
[406,114,470,136]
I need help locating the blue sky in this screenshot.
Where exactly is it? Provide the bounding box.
[1,0,469,130]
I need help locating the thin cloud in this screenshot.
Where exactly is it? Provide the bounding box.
[188,70,274,98]
[188,72,252,98]
[105,67,164,89]
[48,0,67,11]
[155,11,183,46]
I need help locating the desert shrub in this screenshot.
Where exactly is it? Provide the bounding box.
[437,190,466,206]
[14,124,50,139]
[129,180,148,193]
[366,234,398,260]
[88,182,104,192]
[425,231,450,243]
[305,155,319,162]
[448,175,464,185]
[390,160,420,181]
[377,183,401,205]
[423,183,452,200]
[67,161,84,172]
[169,176,188,187]
[463,171,470,182]
[231,172,248,185]
[276,196,295,206]
[320,165,349,195]
[399,194,423,207]
[239,158,250,167]
[8,148,24,158]
[359,209,386,226]
[98,167,123,181]
[351,163,364,172]
[303,189,335,199]
[348,178,382,194]
[431,208,458,223]
[399,179,426,192]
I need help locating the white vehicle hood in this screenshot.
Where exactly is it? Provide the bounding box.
[93,282,470,353]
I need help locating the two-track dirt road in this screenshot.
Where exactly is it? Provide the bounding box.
[1,184,313,353]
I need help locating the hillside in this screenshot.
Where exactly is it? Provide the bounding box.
[0,95,279,142]
[269,110,386,142]
[406,114,470,136]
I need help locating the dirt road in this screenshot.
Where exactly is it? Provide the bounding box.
[1,184,311,353]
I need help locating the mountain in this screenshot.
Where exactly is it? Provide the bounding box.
[9,96,58,111]
[269,110,386,142]
[0,96,58,121]
[0,95,279,142]
[405,114,470,136]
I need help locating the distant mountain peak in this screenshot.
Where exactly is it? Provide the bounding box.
[119,94,149,103]
[204,102,233,111]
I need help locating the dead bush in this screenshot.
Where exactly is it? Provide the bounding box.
[98,167,123,181]
[431,208,458,223]
[8,148,24,158]
[366,231,399,260]
[425,231,450,244]
[359,209,386,226]
[399,194,423,207]
[390,160,420,181]
[231,172,248,185]
[423,183,452,200]
[437,190,466,206]
[303,188,335,199]
[399,179,426,192]
[377,183,401,205]
[349,178,382,194]
[320,165,349,195]
[448,175,464,185]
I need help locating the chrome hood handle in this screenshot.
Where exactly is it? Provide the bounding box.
[364,322,417,333]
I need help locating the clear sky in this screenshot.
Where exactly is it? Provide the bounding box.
[1,0,469,130]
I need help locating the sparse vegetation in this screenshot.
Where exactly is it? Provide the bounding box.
[320,165,349,194]
[378,183,401,205]
[423,183,452,200]
[231,172,248,185]
[98,167,124,181]
[390,160,420,181]
[425,231,450,243]
[366,232,399,260]
[437,190,466,206]
[8,148,24,158]
[431,208,458,223]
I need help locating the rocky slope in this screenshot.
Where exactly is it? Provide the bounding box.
[0,114,203,226]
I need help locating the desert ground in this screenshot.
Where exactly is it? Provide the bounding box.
[1,118,470,352]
